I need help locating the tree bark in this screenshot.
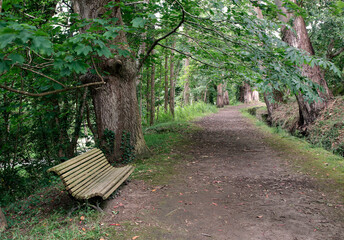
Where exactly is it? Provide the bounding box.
[203,87,207,103]
[244,82,253,103]
[164,55,169,112]
[183,56,190,105]
[223,90,230,105]
[73,0,147,160]
[150,56,155,126]
[275,0,332,126]
[251,90,259,102]
[216,84,224,108]
[169,41,175,118]
[0,207,7,232]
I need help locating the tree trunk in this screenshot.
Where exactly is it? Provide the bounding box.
[146,65,150,123]
[73,0,147,160]
[164,55,169,112]
[244,82,253,103]
[0,207,7,232]
[150,57,155,126]
[216,84,224,108]
[223,91,230,105]
[203,87,207,103]
[183,56,190,106]
[275,0,332,126]
[251,90,259,102]
[169,41,175,118]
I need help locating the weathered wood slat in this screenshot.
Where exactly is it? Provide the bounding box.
[47,148,134,200]
[65,160,109,190]
[48,149,100,173]
[70,166,115,197]
[83,166,132,199]
[74,167,122,199]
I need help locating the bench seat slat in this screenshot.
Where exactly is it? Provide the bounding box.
[73,167,123,199]
[84,165,133,199]
[67,163,113,193]
[47,148,134,200]
[65,160,110,189]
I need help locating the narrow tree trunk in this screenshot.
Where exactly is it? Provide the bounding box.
[203,87,207,103]
[164,55,169,112]
[224,91,230,105]
[169,41,175,118]
[146,65,150,123]
[275,0,332,126]
[150,57,155,126]
[251,90,259,102]
[183,56,190,105]
[0,207,7,232]
[244,82,253,103]
[73,0,147,160]
[216,84,224,108]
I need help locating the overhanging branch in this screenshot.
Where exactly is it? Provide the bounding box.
[157,43,220,68]
[0,81,106,97]
[138,5,185,71]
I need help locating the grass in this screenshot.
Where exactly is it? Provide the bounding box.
[0,102,216,239]
[242,108,344,201]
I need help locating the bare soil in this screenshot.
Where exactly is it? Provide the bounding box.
[104,105,344,239]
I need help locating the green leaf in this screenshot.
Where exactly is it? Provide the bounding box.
[131,17,146,28]
[75,44,93,56]
[118,49,130,57]
[0,61,10,73]
[31,36,53,55]
[8,53,25,64]
[0,33,17,48]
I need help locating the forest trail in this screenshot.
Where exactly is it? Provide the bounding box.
[105,105,344,240]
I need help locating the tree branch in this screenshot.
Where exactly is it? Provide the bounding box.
[21,66,67,88]
[0,81,106,97]
[157,43,220,68]
[138,5,185,71]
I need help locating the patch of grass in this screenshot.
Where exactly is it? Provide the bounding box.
[242,108,344,201]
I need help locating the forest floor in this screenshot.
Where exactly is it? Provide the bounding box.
[102,104,344,240]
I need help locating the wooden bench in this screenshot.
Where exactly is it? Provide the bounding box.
[47,148,135,200]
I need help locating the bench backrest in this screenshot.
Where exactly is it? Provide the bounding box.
[47,148,113,195]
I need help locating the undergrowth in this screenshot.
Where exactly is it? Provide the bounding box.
[0,102,216,239]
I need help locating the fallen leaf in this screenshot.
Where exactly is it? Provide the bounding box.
[100,238,105,240]
[257,215,263,218]
[212,202,218,206]
[152,189,157,192]
[80,216,85,221]
[109,223,121,226]
[132,236,139,240]
[82,228,86,231]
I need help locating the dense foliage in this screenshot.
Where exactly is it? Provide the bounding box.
[0,0,343,204]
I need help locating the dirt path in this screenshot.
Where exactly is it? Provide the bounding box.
[105,105,344,240]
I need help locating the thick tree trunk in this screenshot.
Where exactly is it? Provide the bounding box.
[150,59,155,126]
[275,0,332,126]
[216,84,224,108]
[0,207,7,232]
[169,41,175,118]
[73,0,147,160]
[164,55,169,112]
